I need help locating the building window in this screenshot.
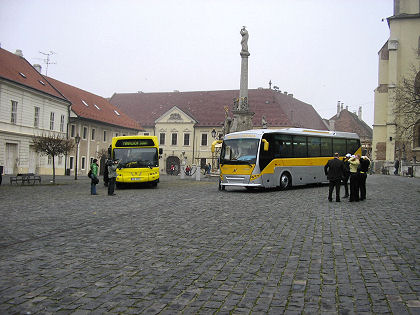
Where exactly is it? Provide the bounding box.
[71,124,76,137]
[69,156,74,169]
[49,112,55,130]
[171,133,177,145]
[83,127,88,139]
[48,156,52,165]
[184,133,190,146]
[160,133,165,145]
[115,132,119,137]
[60,114,65,132]
[11,101,18,124]
[103,130,107,142]
[201,133,208,146]
[34,106,40,127]
[144,132,149,136]
[58,155,63,165]
[81,156,86,170]
[90,157,94,165]
[91,128,95,141]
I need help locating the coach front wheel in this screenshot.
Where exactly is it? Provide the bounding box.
[280,172,291,190]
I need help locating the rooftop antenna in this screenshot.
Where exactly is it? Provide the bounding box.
[38,51,56,76]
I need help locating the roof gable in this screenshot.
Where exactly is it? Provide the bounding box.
[155,106,197,124]
[329,109,373,139]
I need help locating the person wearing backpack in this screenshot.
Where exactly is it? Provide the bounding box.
[90,159,99,195]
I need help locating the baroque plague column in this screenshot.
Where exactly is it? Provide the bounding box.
[230,26,254,133]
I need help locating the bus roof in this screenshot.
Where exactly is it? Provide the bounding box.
[224,128,360,140]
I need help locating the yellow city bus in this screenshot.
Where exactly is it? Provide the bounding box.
[111,135,162,187]
[212,128,361,191]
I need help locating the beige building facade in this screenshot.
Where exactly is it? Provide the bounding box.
[372,0,420,169]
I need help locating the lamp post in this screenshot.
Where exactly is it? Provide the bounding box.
[74,135,81,180]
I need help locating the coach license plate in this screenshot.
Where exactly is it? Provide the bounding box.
[131,177,141,181]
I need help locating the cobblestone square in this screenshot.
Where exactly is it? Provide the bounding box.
[0,174,419,314]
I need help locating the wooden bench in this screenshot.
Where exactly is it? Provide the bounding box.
[10,173,42,185]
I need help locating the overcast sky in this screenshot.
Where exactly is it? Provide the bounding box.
[0,0,393,127]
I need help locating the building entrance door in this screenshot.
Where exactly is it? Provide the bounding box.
[29,146,38,173]
[5,143,18,174]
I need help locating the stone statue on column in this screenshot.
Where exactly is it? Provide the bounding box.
[240,26,249,55]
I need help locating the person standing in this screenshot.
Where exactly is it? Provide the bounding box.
[324,152,345,202]
[394,159,400,175]
[107,159,119,196]
[359,155,371,201]
[90,159,99,195]
[348,155,360,202]
[342,154,351,198]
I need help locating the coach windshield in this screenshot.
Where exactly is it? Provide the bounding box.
[220,138,259,164]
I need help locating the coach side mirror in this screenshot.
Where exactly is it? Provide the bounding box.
[262,139,269,151]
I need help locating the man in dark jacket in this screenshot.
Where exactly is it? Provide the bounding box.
[358,156,371,200]
[324,152,345,202]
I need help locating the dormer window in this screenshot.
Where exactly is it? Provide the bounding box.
[114,110,120,116]
[82,100,89,107]
[19,72,26,78]
[39,80,45,85]
[94,104,100,110]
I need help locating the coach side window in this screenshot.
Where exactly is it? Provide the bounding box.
[347,139,360,155]
[308,137,321,157]
[333,138,346,156]
[321,138,332,157]
[292,136,307,158]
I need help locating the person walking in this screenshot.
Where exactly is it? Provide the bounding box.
[107,159,119,196]
[348,155,360,202]
[394,159,400,175]
[324,152,345,202]
[90,159,99,195]
[342,153,351,198]
[359,155,371,201]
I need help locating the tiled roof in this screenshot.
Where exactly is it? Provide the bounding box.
[109,89,328,130]
[47,77,143,131]
[0,48,68,102]
[328,109,373,139]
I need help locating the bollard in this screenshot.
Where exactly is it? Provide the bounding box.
[196,166,201,181]
[180,165,185,179]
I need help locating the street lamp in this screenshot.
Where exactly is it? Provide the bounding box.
[211,129,217,139]
[74,134,81,180]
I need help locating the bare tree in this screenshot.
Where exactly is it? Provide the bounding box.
[32,134,75,184]
[393,66,420,160]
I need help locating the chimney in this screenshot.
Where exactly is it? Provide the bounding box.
[33,64,42,73]
[337,101,340,114]
[15,49,23,57]
[358,106,362,120]
[346,105,348,111]
[341,103,344,112]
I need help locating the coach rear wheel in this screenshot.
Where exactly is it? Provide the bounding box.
[280,172,291,190]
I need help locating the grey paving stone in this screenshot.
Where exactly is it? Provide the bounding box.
[0,174,419,314]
